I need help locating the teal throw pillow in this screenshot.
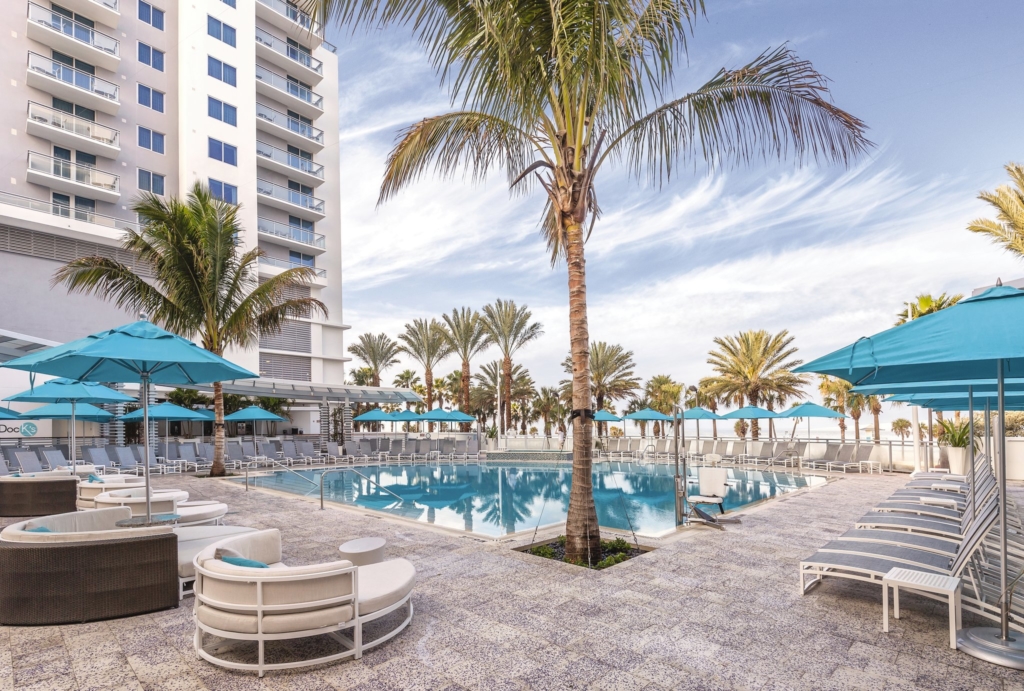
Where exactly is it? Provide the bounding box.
[221,556,269,569]
[88,474,104,483]
[25,526,52,533]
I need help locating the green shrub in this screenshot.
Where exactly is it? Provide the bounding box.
[556,535,567,547]
[595,552,630,569]
[529,544,556,559]
[602,537,631,554]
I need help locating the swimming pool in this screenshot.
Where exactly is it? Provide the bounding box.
[237,462,827,538]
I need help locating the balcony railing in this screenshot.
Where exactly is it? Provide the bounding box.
[255,27,322,74]
[28,101,119,148]
[27,52,119,102]
[255,103,324,145]
[260,255,326,278]
[256,140,324,179]
[256,179,324,213]
[255,0,322,35]
[0,190,137,231]
[28,151,119,193]
[255,64,323,110]
[258,217,325,249]
[28,2,119,56]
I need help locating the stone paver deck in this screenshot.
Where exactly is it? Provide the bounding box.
[3,470,1024,690]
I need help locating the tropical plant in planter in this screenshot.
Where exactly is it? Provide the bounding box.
[938,418,977,475]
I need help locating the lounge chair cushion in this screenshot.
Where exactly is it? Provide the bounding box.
[196,602,354,634]
[357,559,416,615]
[175,526,256,579]
[201,559,352,607]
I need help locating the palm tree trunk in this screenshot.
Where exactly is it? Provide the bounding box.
[748,395,760,440]
[563,221,600,564]
[210,381,226,476]
[712,420,718,439]
[854,415,861,441]
[426,368,434,433]
[873,412,881,443]
[461,358,471,432]
[596,393,604,437]
[502,355,512,435]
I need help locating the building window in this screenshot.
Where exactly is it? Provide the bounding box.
[209,178,237,204]
[207,97,237,126]
[52,97,94,121]
[208,138,237,166]
[207,57,236,86]
[138,42,165,71]
[138,169,165,195]
[207,16,236,47]
[138,126,165,154]
[138,1,164,29]
[138,84,165,112]
[220,0,236,6]
[289,251,315,267]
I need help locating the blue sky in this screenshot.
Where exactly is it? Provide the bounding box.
[327,0,1024,430]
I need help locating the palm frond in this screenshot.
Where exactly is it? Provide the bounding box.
[52,255,181,325]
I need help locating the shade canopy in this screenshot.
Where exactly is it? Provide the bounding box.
[777,402,847,419]
[118,402,207,422]
[5,378,135,404]
[353,408,393,422]
[446,410,476,423]
[194,409,216,420]
[0,408,22,420]
[623,407,673,421]
[796,286,1024,385]
[721,405,779,419]
[224,405,288,422]
[892,396,1024,412]
[885,391,1022,406]
[2,320,257,385]
[851,379,1024,396]
[593,410,622,422]
[21,402,112,422]
[682,407,722,420]
[419,408,454,422]
[390,410,422,422]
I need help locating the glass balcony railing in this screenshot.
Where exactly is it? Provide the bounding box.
[259,255,326,278]
[256,179,324,213]
[28,3,120,56]
[0,190,137,231]
[28,151,119,193]
[255,27,322,74]
[258,217,325,249]
[255,103,324,145]
[255,64,323,110]
[27,52,119,102]
[255,140,324,179]
[255,0,322,35]
[28,102,119,148]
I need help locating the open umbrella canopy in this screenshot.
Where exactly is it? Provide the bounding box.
[0,408,20,420]
[682,407,722,420]
[623,407,673,421]
[885,391,1022,406]
[851,379,1024,396]
[446,410,476,423]
[353,408,393,422]
[118,402,207,422]
[5,378,135,404]
[419,408,454,422]
[796,285,1024,385]
[777,402,846,419]
[721,405,779,419]
[390,410,422,422]
[193,409,216,420]
[593,410,622,422]
[21,402,112,422]
[224,405,288,422]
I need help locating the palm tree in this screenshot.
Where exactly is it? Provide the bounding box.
[967,163,1024,257]
[819,375,851,441]
[689,384,721,439]
[625,396,652,438]
[392,369,421,410]
[847,392,865,442]
[701,330,805,440]
[348,367,376,430]
[892,418,912,441]
[398,319,453,421]
[53,182,324,476]
[312,0,869,564]
[535,387,561,438]
[646,375,681,437]
[895,293,964,325]
[561,342,640,436]
[867,395,883,443]
[480,300,542,435]
[441,307,491,425]
[347,333,401,386]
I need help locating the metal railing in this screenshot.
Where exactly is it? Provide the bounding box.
[259,255,326,277]
[256,178,324,213]
[255,64,323,109]
[257,216,325,249]
[85,0,119,10]
[28,2,119,56]
[255,0,322,35]
[255,140,324,178]
[255,27,322,73]
[0,190,137,231]
[255,103,324,144]
[27,52,119,102]
[27,101,119,148]
[27,151,119,193]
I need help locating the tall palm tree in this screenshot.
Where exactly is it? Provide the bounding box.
[895,293,963,325]
[561,342,640,436]
[480,300,543,435]
[441,307,491,424]
[967,162,1024,257]
[646,374,681,437]
[347,332,401,386]
[819,375,851,441]
[398,319,453,422]
[53,182,324,476]
[701,330,805,440]
[892,418,912,441]
[310,0,869,563]
[689,384,721,439]
[625,396,652,438]
[847,392,865,442]
[867,395,883,443]
[535,387,561,437]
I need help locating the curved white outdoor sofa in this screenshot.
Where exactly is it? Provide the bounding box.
[93,487,228,526]
[193,529,415,676]
[77,476,146,510]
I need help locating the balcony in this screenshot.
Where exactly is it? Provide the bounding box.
[255,27,322,84]
[254,0,323,46]
[26,52,119,114]
[51,0,119,30]
[257,217,326,254]
[256,179,325,221]
[255,64,323,119]
[255,141,324,187]
[0,190,138,235]
[26,151,120,203]
[255,103,324,151]
[27,3,120,72]
[26,102,119,158]
[259,255,327,280]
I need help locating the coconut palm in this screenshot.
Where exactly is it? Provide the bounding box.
[310,0,869,563]
[441,307,491,423]
[347,332,401,386]
[53,182,325,476]
[895,293,964,325]
[819,375,851,441]
[967,163,1024,258]
[398,318,453,420]
[480,300,543,434]
[701,330,805,440]
[892,418,912,441]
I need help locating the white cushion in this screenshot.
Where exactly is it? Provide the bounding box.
[175,526,256,578]
[0,507,172,543]
[357,559,415,614]
[196,602,354,634]
[176,503,227,525]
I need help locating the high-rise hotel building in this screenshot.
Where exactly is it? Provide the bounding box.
[0,0,347,388]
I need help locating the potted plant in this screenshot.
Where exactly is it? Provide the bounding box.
[938,418,975,475]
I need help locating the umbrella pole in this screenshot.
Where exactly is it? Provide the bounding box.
[998,362,1010,640]
[70,400,76,467]
[142,374,152,524]
[968,386,975,516]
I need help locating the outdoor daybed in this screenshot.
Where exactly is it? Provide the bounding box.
[93,487,229,525]
[77,475,146,509]
[0,473,78,517]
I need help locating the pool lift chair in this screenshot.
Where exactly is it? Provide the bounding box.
[685,467,741,530]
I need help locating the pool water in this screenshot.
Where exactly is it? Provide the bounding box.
[238,462,827,538]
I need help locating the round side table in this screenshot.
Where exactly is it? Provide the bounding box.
[339,537,386,566]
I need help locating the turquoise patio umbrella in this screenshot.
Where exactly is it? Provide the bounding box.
[681,406,722,441]
[624,407,672,438]
[6,378,134,464]
[419,407,454,434]
[851,379,1024,396]
[390,409,422,432]
[225,406,288,454]
[447,410,476,423]
[0,408,20,420]
[353,407,392,434]
[20,402,113,423]
[777,402,846,441]
[592,409,622,437]
[722,406,779,445]
[2,319,257,523]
